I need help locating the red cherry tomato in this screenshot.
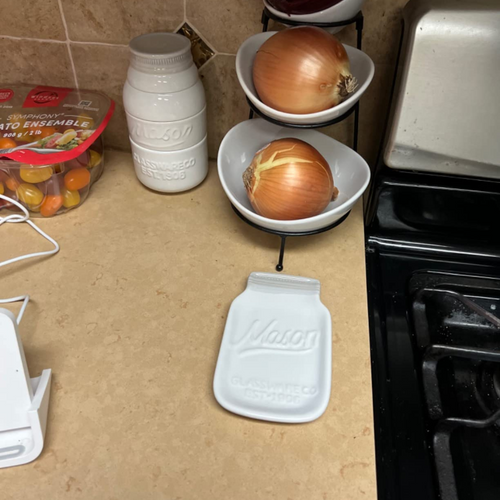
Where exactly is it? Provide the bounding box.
[65,151,90,170]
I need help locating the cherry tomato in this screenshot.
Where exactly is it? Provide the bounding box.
[20,165,53,183]
[0,198,15,209]
[76,114,94,131]
[39,174,64,196]
[64,168,90,191]
[61,187,81,208]
[27,203,41,213]
[44,133,62,149]
[88,150,102,168]
[12,118,31,142]
[5,176,19,191]
[0,137,17,149]
[17,183,44,206]
[38,127,58,139]
[66,151,89,170]
[40,194,63,217]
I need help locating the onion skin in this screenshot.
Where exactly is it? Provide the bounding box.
[267,0,344,15]
[243,138,339,221]
[253,27,357,114]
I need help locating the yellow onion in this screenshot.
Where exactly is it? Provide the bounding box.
[243,138,339,220]
[253,27,357,114]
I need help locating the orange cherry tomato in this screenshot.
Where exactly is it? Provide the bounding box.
[5,176,20,191]
[64,168,90,191]
[40,194,63,217]
[0,137,17,149]
[38,126,58,139]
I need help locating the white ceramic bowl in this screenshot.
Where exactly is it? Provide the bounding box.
[264,0,365,32]
[236,31,375,126]
[218,119,370,232]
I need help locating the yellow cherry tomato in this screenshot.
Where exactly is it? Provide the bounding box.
[88,150,102,168]
[64,168,90,191]
[20,166,53,183]
[17,183,44,206]
[0,182,4,195]
[27,203,41,213]
[40,194,63,217]
[61,187,80,208]
[77,114,94,130]
[56,130,77,146]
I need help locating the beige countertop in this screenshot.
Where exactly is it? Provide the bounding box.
[1,151,376,500]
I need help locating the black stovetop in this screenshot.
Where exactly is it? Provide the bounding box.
[365,166,500,500]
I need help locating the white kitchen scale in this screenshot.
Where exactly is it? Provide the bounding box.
[0,308,52,467]
[0,194,58,468]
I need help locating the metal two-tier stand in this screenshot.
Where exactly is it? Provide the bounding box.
[235,8,364,272]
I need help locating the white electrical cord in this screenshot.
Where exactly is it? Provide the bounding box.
[0,193,60,324]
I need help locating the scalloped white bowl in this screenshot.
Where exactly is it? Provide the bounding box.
[218,118,370,233]
[236,31,375,126]
[263,0,366,33]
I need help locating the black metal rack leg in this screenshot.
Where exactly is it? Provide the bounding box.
[356,16,364,50]
[261,10,270,32]
[277,236,287,272]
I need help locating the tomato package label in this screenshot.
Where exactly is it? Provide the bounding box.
[22,86,72,108]
[0,89,14,103]
[0,84,114,165]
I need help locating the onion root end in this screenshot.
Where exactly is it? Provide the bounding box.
[337,74,358,98]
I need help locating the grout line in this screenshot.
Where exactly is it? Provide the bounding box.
[216,52,236,57]
[56,0,79,89]
[0,34,128,48]
[183,0,187,22]
[70,40,129,48]
[0,34,66,44]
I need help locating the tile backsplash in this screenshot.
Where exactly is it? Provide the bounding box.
[0,0,408,165]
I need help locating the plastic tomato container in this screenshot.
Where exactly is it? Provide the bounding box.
[0,85,114,217]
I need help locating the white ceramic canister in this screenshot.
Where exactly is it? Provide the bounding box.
[123,33,208,192]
